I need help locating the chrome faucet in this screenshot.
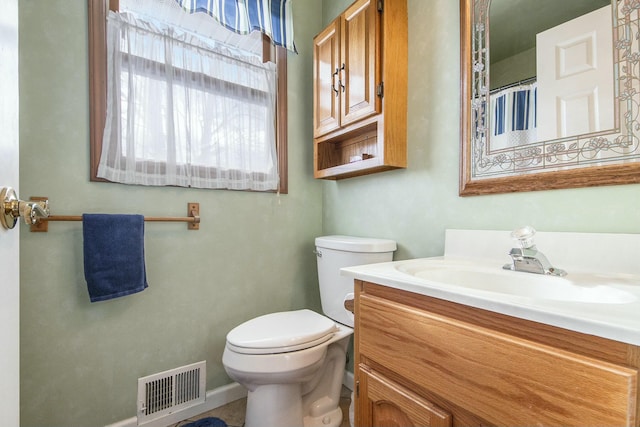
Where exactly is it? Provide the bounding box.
[502,226,566,277]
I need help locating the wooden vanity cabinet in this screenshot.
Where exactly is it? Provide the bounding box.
[354,280,640,427]
[312,0,407,180]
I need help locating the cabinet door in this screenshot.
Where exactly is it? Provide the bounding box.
[313,21,341,137]
[359,292,638,426]
[341,0,381,127]
[358,368,452,427]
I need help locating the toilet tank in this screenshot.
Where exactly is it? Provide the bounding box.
[315,235,396,327]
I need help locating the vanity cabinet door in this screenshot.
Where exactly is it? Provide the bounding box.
[357,289,638,426]
[358,368,451,427]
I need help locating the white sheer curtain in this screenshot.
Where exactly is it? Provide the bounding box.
[98,10,279,191]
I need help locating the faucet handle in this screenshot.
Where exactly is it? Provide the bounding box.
[510,226,536,249]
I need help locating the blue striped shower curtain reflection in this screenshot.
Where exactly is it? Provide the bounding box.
[490,82,537,149]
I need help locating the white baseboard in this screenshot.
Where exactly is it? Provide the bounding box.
[107,370,354,427]
[105,382,247,427]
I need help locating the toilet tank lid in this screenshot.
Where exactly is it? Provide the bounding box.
[315,235,397,253]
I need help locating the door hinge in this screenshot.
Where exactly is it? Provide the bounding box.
[377,0,383,12]
[377,82,384,97]
[356,380,360,398]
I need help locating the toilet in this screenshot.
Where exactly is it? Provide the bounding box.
[222,235,396,427]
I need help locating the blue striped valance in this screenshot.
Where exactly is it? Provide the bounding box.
[173,0,296,53]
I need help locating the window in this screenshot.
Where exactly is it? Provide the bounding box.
[88,0,288,192]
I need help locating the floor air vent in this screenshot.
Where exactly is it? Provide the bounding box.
[137,361,206,426]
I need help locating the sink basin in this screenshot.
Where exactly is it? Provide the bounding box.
[341,230,640,346]
[396,260,637,304]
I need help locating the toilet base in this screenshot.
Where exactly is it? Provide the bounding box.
[245,383,303,427]
[244,383,345,427]
[304,406,343,427]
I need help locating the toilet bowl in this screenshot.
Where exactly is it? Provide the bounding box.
[222,236,396,427]
[223,310,353,427]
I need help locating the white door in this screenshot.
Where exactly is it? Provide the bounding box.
[536,5,614,141]
[0,0,20,425]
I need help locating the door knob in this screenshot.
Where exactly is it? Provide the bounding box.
[1,187,50,230]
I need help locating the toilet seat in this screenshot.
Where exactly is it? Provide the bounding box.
[226,309,338,355]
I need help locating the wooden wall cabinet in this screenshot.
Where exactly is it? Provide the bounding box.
[354,281,640,427]
[313,0,407,180]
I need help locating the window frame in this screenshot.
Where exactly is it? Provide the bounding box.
[88,0,288,193]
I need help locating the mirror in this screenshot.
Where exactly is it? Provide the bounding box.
[460,0,640,195]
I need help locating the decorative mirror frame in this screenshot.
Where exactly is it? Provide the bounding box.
[460,0,640,196]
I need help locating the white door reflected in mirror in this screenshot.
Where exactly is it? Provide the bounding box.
[536,5,614,141]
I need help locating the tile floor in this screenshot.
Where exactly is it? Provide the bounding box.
[171,386,352,427]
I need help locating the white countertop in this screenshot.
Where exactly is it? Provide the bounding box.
[341,229,640,346]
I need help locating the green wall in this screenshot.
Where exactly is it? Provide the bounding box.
[490,47,536,90]
[322,0,640,262]
[18,0,640,426]
[19,1,323,426]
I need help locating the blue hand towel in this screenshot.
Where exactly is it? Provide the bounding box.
[83,214,148,302]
